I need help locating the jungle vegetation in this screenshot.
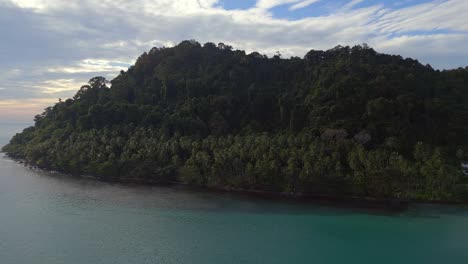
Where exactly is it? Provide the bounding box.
[3,40,468,201]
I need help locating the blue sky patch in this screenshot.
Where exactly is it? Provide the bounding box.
[218,0,256,10]
[219,0,436,20]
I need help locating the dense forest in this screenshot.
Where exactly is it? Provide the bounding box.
[3,40,468,201]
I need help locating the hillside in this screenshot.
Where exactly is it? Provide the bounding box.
[3,40,468,201]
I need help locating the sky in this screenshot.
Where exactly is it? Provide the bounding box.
[0,0,467,122]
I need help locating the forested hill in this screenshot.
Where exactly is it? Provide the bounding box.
[3,40,468,201]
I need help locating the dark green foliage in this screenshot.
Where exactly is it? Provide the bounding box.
[3,40,468,201]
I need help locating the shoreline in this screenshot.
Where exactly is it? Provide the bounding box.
[3,152,466,210]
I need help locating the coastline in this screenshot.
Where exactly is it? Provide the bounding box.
[5,152,467,210]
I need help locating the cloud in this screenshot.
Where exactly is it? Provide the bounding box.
[375,0,468,33]
[0,98,55,107]
[289,0,320,11]
[342,0,365,11]
[1,0,468,120]
[47,59,131,74]
[256,0,301,9]
[8,0,47,9]
[373,33,468,69]
[0,98,57,122]
[33,79,86,95]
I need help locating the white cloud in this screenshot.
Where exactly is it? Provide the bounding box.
[375,0,468,33]
[33,79,85,94]
[47,59,131,74]
[9,0,45,9]
[1,0,468,120]
[372,33,468,68]
[8,0,81,11]
[0,98,54,107]
[289,0,320,10]
[256,0,301,9]
[3,0,466,63]
[342,0,365,11]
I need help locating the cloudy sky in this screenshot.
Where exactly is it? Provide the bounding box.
[0,0,467,122]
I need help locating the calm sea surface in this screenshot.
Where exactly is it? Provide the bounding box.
[0,123,468,264]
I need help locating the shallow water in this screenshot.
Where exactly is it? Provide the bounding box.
[1,123,468,264]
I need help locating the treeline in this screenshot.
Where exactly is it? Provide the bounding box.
[3,40,468,201]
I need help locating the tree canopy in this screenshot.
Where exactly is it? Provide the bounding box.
[3,40,468,202]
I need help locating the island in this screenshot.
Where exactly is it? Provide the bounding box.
[3,40,468,202]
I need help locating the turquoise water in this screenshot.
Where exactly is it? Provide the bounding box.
[1,123,468,263]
